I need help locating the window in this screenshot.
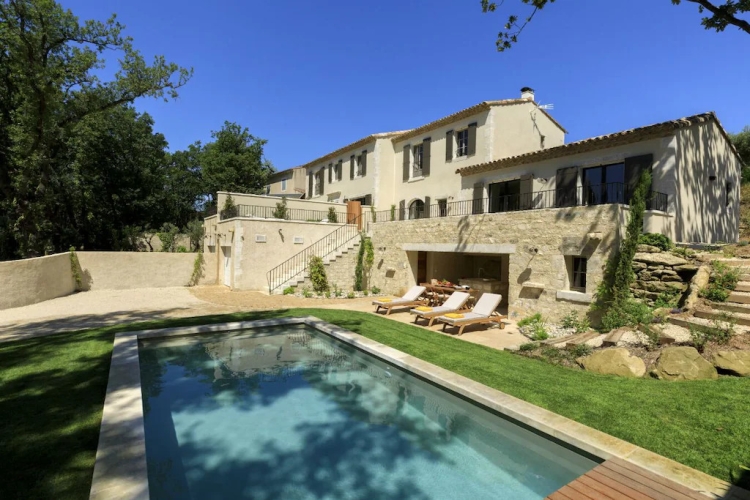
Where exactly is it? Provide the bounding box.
[456,129,469,157]
[438,199,448,217]
[314,170,323,196]
[726,182,733,208]
[489,180,521,213]
[334,162,341,182]
[409,199,425,219]
[571,257,587,293]
[412,144,423,178]
[281,178,287,191]
[582,163,625,206]
[356,155,364,177]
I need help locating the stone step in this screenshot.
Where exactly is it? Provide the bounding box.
[542,330,598,347]
[602,328,627,347]
[728,291,750,304]
[707,300,750,315]
[740,274,750,282]
[668,315,739,334]
[694,308,750,326]
[734,282,750,293]
[564,331,600,349]
[711,258,750,267]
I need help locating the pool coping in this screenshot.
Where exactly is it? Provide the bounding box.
[89,316,736,500]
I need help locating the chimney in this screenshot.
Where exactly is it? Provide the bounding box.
[521,87,535,101]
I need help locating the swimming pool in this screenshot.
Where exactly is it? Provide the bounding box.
[138,323,597,500]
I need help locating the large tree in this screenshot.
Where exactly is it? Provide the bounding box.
[0,0,191,258]
[198,121,275,208]
[480,0,750,51]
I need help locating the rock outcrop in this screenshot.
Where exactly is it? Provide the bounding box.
[576,348,646,378]
[652,346,718,380]
[712,351,750,377]
[630,249,697,306]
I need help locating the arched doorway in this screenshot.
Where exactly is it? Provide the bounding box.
[409,199,425,219]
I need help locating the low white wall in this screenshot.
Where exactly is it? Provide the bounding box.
[217,191,347,212]
[76,252,202,290]
[0,253,76,310]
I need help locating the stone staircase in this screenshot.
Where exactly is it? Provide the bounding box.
[268,238,360,294]
[670,258,750,331]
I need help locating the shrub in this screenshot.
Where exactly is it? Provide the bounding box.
[390,204,396,222]
[188,252,204,286]
[283,286,295,295]
[371,286,381,295]
[560,311,590,333]
[333,284,343,297]
[569,344,593,358]
[273,197,289,219]
[158,223,179,252]
[308,255,329,293]
[327,207,338,223]
[638,233,673,251]
[221,194,236,219]
[601,298,654,332]
[302,286,313,298]
[69,247,83,291]
[518,313,548,340]
[185,219,205,251]
[654,290,681,309]
[517,313,543,328]
[176,246,188,253]
[347,291,355,299]
[519,342,538,352]
[689,317,734,352]
[324,290,331,298]
[700,261,740,302]
[355,234,372,291]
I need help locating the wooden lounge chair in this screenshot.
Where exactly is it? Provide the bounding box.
[409,292,470,327]
[436,293,505,335]
[372,286,427,315]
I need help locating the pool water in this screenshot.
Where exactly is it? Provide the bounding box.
[139,325,597,499]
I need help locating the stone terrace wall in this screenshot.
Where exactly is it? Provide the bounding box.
[631,245,697,306]
[370,205,622,322]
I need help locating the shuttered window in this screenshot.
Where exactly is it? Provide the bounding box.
[467,122,477,156]
[456,129,469,157]
[402,145,410,182]
[555,166,578,208]
[422,138,431,177]
[445,130,454,161]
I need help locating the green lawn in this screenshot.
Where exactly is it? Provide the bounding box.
[1,308,748,499]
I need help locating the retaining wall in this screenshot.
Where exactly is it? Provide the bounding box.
[0,253,76,310]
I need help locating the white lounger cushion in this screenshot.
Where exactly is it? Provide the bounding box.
[372,286,426,306]
[437,293,503,324]
[409,292,470,316]
[472,293,503,317]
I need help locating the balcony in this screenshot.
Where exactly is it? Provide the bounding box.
[372,183,668,222]
[220,204,348,223]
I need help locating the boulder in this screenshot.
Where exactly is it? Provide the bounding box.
[636,244,662,253]
[712,351,750,377]
[577,348,646,378]
[652,347,718,380]
[633,252,689,267]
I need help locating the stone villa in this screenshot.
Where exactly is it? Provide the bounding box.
[204,88,742,321]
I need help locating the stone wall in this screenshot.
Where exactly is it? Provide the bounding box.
[298,241,360,292]
[630,245,697,306]
[370,205,622,322]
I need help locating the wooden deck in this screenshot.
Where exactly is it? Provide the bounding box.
[546,458,745,500]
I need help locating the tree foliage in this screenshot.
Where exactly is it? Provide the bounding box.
[0,0,274,260]
[730,126,750,182]
[480,0,750,52]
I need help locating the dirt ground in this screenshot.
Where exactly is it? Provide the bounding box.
[0,285,528,351]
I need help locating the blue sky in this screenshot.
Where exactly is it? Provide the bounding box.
[60,0,749,171]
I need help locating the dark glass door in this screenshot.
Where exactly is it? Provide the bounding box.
[489,180,521,213]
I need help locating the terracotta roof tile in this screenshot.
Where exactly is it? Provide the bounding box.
[456,112,740,176]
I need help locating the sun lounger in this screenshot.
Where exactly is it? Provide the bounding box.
[409,292,470,326]
[372,286,427,315]
[436,293,505,335]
